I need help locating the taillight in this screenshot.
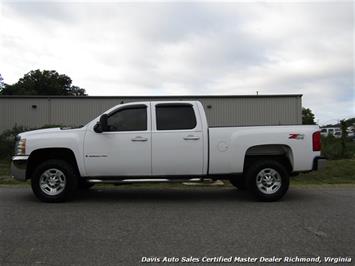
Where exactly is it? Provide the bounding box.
[312,131,321,151]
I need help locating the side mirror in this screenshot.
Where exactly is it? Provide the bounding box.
[94,122,103,133]
[94,114,108,133]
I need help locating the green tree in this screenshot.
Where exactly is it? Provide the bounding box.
[340,119,348,157]
[0,73,4,90]
[0,70,87,96]
[302,107,315,125]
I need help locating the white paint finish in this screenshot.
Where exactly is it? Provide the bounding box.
[20,127,87,176]
[151,130,204,175]
[83,102,151,176]
[195,101,209,175]
[150,101,205,175]
[84,130,151,176]
[208,125,320,174]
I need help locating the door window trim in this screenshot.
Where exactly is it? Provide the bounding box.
[108,104,148,132]
[93,104,149,133]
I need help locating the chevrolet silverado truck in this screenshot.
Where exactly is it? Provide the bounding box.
[11,101,325,202]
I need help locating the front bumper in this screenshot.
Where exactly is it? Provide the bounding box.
[312,156,327,171]
[11,156,29,181]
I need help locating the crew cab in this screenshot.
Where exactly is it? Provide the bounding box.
[11,101,325,202]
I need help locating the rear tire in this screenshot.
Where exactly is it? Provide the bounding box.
[246,160,289,201]
[229,176,247,190]
[31,159,78,203]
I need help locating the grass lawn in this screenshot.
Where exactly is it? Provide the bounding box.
[0,159,10,176]
[0,159,25,185]
[0,158,354,187]
[292,158,355,185]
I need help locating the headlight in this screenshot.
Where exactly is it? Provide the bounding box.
[15,138,26,155]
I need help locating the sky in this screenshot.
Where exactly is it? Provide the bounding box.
[0,1,353,125]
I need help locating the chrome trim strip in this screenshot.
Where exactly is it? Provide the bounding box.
[87,178,204,184]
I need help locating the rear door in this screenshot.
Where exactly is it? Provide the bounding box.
[151,102,204,176]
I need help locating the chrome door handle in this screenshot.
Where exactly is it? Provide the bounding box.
[131,136,148,142]
[183,135,200,140]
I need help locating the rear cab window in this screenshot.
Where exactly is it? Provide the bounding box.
[155,104,197,130]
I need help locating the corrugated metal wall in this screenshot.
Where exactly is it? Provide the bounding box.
[0,95,302,131]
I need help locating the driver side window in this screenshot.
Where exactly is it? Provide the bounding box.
[107,106,147,131]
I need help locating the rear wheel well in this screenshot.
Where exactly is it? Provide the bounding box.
[244,144,294,174]
[26,148,80,180]
[244,155,292,174]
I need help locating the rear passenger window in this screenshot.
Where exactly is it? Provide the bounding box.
[156,104,197,130]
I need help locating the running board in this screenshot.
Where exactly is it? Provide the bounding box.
[87,178,212,184]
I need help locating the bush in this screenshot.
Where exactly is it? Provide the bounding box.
[0,125,29,159]
[0,125,64,160]
[321,135,354,160]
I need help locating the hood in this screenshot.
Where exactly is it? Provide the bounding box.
[18,126,87,138]
[18,128,62,138]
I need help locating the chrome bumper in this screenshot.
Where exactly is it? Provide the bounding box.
[11,156,29,181]
[312,156,327,171]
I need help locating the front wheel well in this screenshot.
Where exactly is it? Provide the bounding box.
[26,148,80,180]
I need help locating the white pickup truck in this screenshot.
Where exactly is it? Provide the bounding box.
[11,101,325,202]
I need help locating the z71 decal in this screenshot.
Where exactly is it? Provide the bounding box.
[289,133,305,140]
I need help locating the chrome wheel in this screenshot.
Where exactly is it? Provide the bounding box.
[256,168,281,194]
[39,168,66,196]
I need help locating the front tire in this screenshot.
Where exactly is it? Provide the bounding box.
[31,160,78,203]
[246,160,289,201]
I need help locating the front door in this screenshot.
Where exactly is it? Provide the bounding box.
[84,104,151,177]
